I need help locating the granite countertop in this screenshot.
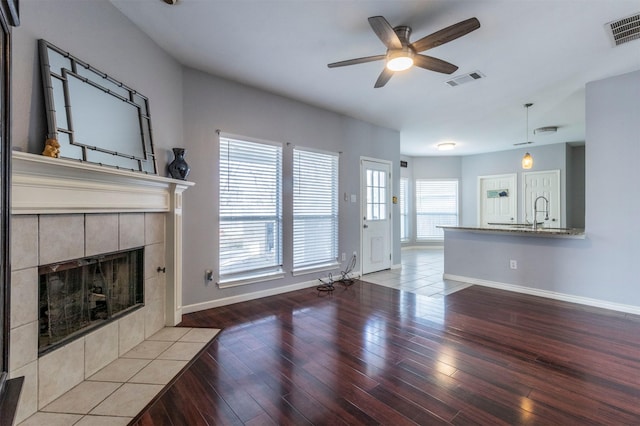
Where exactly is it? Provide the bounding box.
[439,224,586,239]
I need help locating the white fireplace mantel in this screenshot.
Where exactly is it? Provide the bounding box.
[11,151,194,326]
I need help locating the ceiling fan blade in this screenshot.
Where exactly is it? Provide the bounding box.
[410,17,480,52]
[368,16,402,49]
[414,55,458,74]
[327,55,386,68]
[374,68,394,88]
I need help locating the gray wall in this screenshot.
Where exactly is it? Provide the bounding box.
[401,155,462,245]
[12,1,401,309]
[461,144,568,227]
[443,69,640,309]
[181,68,400,306]
[12,0,183,167]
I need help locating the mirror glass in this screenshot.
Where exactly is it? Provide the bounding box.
[39,39,157,174]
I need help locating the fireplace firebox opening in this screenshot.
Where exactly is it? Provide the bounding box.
[38,247,144,355]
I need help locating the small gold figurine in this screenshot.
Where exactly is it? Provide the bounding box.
[42,138,61,158]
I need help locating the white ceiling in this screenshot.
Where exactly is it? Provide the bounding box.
[111,0,640,156]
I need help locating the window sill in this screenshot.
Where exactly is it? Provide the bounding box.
[292,262,341,277]
[218,270,285,289]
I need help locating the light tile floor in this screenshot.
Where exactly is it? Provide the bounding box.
[363,248,472,297]
[19,327,220,426]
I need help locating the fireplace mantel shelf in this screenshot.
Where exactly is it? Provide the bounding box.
[12,151,194,214]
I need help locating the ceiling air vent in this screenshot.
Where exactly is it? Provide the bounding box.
[606,12,640,46]
[445,71,485,87]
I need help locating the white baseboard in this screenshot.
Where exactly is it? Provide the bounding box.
[391,263,402,270]
[182,273,359,315]
[445,274,640,315]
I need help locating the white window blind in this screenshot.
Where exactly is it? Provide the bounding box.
[293,148,339,270]
[219,136,282,280]
[400,177,409,241]
[416,179,458,240]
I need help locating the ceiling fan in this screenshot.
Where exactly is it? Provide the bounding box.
[328,15,480,88]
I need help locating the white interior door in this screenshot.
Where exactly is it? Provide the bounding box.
[523,170,561,227]
[361,159,391,274]
[478,174,517,225]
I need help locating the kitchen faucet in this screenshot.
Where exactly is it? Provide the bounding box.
[533,196,549,231]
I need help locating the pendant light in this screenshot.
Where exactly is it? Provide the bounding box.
[522,103,533,169]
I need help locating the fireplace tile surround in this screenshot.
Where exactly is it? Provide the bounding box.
[10,212,166,421]
[8,152,194,423]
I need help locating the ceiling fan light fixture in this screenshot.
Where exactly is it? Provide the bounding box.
[386,50,414,71]
[437,142,456,151]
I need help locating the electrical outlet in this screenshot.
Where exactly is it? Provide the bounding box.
[204,269,213,284]
[341,253,346,261]
[510,260,517,270]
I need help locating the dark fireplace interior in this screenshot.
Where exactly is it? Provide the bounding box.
[38,248,144,355]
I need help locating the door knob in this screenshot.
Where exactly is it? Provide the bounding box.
[363,224,368,229]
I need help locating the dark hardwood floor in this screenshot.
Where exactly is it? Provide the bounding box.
[132,281,640,425]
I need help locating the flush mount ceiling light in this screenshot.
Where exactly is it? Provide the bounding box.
[437,142,456,151]
[386,49,414,71]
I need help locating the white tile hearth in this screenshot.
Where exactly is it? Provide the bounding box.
[87,358,150,383]
[90,383,164,418]
[147,326,190,341]
[129,359,188,384]
[121,340,173,359]
[42,381,122,414]
[19,327,220,426]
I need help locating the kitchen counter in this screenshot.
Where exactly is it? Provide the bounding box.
[439,224,586,239]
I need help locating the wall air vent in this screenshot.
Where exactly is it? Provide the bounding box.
[445,71,485,87]
[606,12,640,46]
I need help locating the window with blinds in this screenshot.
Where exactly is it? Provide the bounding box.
[416,179,458,240]
[219,136,283,282]
[400,177,409,241]
[293,148,339,270]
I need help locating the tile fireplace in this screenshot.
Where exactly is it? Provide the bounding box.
[8,152,193,423]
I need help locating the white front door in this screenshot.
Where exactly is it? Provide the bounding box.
[523,170,561,227]
[478,174,517,225]
[361,159,391,274]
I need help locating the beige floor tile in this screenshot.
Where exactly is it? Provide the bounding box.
[90,383,164,417]
[41,381,122,414]
[147,326,191,341]
[88,358,151,382]
[121,340,173,359]
[75,415,132,425]
[18,412,83,426]
[129,359,188,385]
[412,285,444,297]
[157,341,206,361]
[179,328,220,343]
